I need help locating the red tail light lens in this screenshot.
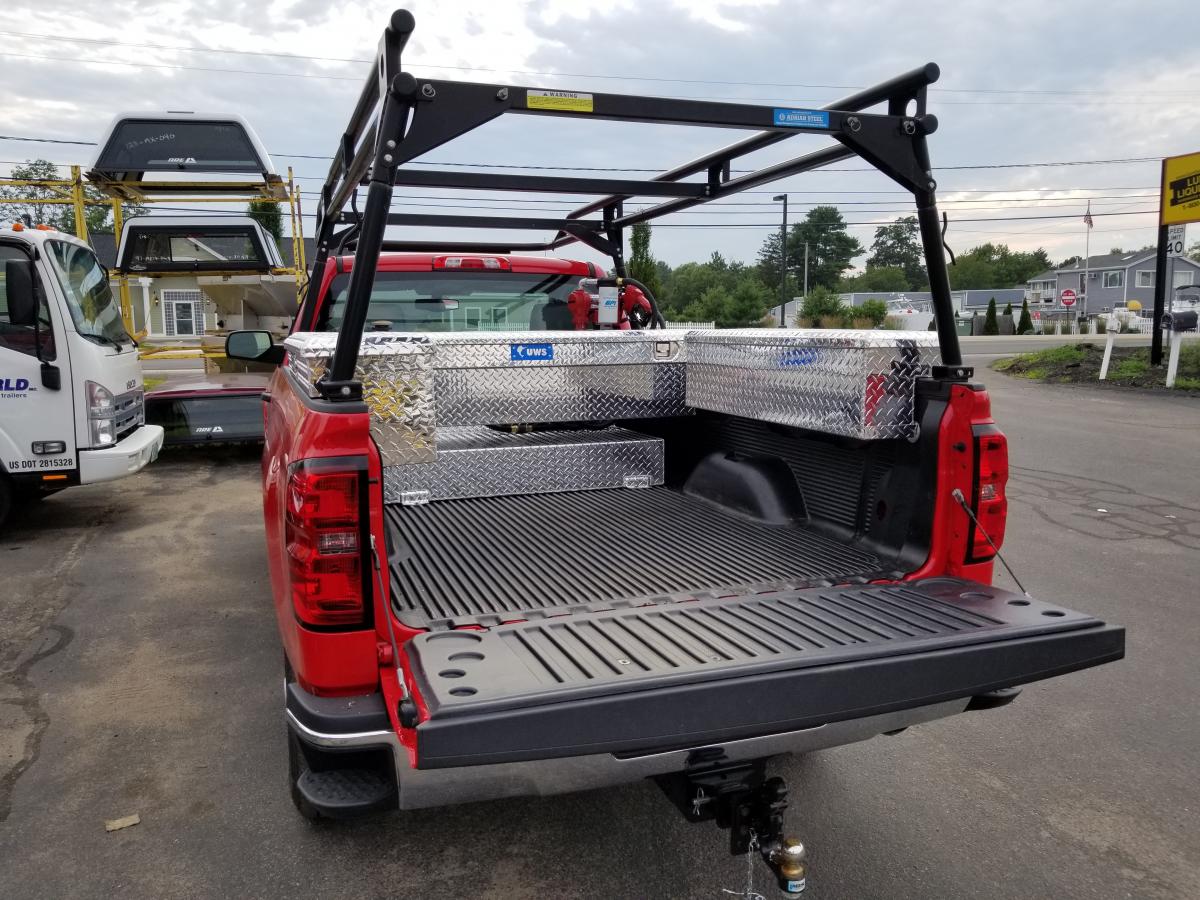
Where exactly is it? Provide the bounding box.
[285,460,368,627]
[969,428,1009,560]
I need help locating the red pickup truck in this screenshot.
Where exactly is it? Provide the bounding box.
[226,11,1123,892]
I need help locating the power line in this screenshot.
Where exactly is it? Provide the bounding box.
[0,50,1194,108]
[1,51,362,81]
[0,134,1165,176]
[119,206,1159,229]
[3,30,1197,99]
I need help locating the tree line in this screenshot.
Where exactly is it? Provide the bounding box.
[630,206,1058,327]
[3,159,1074,327]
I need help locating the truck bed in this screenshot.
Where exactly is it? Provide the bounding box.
[386,487,889,629]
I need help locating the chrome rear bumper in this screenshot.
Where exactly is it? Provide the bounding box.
[286,698,969,811]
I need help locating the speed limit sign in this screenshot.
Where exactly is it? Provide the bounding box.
[1167,224,1186,257]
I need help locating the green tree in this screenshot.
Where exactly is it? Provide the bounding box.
[681,275,771,328]
[627,222,663,299]
[791,206,863,290]
[1187,241,1200,264]
[0,159,145,235]
[949,243,1053,290]
[866,216,925,288]
[1017,299,1033,335]
[838,266,909,293]
[756,229,787,291]
[659,256,772,326]
[247,199,284,248]
[983,297,999,336]
[653,259,672,292]
[1003,301,1013,316]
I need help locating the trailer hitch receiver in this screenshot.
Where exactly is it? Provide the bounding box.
[656,759,809,895]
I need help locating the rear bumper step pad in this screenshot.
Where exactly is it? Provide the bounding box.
[405,578,1124,768]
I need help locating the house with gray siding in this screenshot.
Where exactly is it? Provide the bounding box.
[1025,252,1200,316]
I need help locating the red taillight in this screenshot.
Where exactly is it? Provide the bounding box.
[433,255,510,270]
[285,461,368,627]
[969,429,1008,560]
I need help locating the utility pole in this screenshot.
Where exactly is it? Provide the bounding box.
[774,194,788,327]
[803,242,809,302]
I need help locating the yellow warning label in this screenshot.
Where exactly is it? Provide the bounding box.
[1161,150,1200,226]
[527,90,594,113]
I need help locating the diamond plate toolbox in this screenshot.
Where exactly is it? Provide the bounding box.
[685,329,940,439]
[284,332,437,465]
[383,426,664,505]
[427,330,689,426]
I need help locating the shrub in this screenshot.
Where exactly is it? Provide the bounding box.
[1042,320,1056,335]
[856,299,889,328]
[800,287,845,326]
[1096,316,1107,334]
[983,298,999,336]
[1016,300,1033,335]
[1003,301,1013,316]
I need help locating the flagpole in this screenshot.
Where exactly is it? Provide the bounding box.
[1083,200,1091,324]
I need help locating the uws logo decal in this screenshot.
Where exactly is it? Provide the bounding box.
[0,377,33,398]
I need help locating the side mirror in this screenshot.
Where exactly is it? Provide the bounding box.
[226,330,284,366]
[41,363,61,391]
[4,259,37,327]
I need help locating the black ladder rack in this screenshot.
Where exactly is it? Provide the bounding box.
[308,8,963,397]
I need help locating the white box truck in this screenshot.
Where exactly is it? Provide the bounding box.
[1,222,164,527]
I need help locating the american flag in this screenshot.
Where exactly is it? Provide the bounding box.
[1083,203,1093,228]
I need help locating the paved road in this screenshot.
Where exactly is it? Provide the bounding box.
[2,376,1198,899]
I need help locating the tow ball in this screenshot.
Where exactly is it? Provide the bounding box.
[656,759,809,895]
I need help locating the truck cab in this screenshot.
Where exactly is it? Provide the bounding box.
[0,223,164,526]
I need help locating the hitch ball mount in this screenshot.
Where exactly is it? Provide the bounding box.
[656,758,809,895]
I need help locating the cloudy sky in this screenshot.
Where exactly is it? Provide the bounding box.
[4,0,1199,271]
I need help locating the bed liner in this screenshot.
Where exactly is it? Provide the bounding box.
[385,486,891,629]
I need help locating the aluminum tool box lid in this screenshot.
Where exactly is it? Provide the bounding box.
[685,329,940,440]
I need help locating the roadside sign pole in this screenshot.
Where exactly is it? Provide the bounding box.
[1151,222,1169,365]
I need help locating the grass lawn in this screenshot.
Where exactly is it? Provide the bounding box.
[993,341,1200,391]
[143,376,166,390]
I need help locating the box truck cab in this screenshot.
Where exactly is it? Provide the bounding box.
[0,223,164,527]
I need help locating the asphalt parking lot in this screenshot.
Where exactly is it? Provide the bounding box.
[2,373,1199,900]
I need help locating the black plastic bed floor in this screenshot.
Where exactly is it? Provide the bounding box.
[385,487,886,628]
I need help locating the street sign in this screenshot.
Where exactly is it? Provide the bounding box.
[1060,289,1077,307]
[1160,151,1200,227]
[1167,223,1186,257]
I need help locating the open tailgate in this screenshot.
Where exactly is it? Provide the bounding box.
[404,578,1123,768]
